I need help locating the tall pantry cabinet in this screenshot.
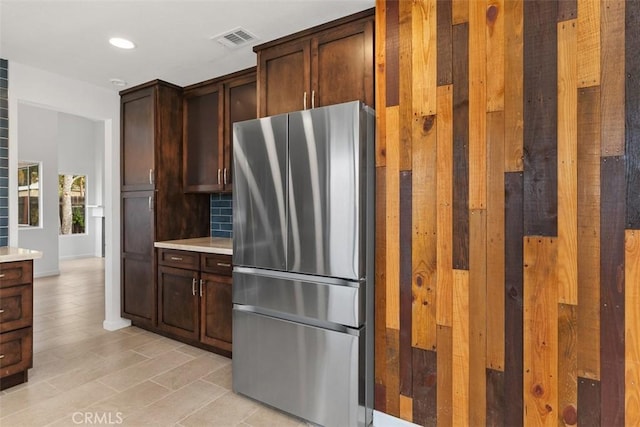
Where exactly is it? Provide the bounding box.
[120,80,209,329]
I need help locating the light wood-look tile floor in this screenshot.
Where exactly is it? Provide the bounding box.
[0,257,307,426]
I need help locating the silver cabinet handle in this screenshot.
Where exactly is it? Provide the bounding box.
[217,262,231,268]
[303,91,307,110]
[0,273,5,278]
[224,168,228,185]
[311,90,315,109]
[170,256,183,261]
[148,196,153,211]
[199,279,203,297]
[149,169,154,185]
[192,278,197,296]
[217,169,222,185]
[0,354,4,359]
[0,309,5,314]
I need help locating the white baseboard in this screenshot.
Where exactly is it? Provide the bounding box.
[373,410,420,427]
[34,269,60,278]
[103,318,131,331]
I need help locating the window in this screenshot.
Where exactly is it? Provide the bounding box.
[59,174,86,234]
[18,161,41,227]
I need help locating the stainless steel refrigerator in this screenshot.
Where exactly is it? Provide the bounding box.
[232,101,374,427]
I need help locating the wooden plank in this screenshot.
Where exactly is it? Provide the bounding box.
[399,0,413,172]
[375,166,388,412]
[557,19,578,305]
[412,114,438,351]
[437,325,453,427]
[399,395,413,422]
[558,303,578,426]
[600,155,626,427]
[386,106,400,331]
[523,0,558,237]
[504,0,524,172]
[468,209,487,426]
[577,86,601,380]
[386,327,401,416]
[600,0,625,157]
[627,0,640,229]
[523,236,559,426]
[578,377,601,426]
[468,0,487,210]
[577,0,600,88]
[486,0,505,112]
[486,369,505,426]
[557,0,577,22]
[412,0,437,116]
[413,348,438,425]
[452,0,468,24]
[436,85,453,327]
[486,111,505,370]
[504,172,524,427]
[452,23,469,270]
[386,0,400,107]
[437,0,453,86]
[375,0,387,167]
[626,230,640,425]
[452,269,469,427]
[400,171,413,397]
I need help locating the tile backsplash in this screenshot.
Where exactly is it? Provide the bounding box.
[210,193,232,238]
[0,58,8,246]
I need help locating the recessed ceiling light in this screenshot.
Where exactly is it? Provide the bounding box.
[110,78,127,87]
[109,37,135,49]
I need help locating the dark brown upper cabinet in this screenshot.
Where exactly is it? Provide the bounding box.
[254,8,374,117]
[183,68,256,193]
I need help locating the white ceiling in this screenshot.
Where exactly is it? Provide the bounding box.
[0,0,374,91]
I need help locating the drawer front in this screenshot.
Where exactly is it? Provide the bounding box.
[233,309,364,427]
[0,261,32,289]
[201,254,232,276]
[157,249,199,270]
[0,285,33,333]
[0,327,32,378]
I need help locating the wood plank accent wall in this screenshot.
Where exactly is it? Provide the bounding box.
[374,0,638,425]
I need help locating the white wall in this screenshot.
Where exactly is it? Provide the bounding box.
[17,104,60,276]
[8,61,129,331]
[57,111,103,260]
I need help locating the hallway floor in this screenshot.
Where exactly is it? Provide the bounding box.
[0,258,306,426]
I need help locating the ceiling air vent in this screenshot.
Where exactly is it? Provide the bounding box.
[214,28,258,48]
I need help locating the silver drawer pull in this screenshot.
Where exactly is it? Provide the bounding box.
[170,256,183,261]
[216,262,231,268]
[192,278,197,296]
[0,309,4,314]
[0,354,4,359]
[0,274,5,278]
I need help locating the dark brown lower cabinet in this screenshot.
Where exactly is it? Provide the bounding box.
[157,249,232,356]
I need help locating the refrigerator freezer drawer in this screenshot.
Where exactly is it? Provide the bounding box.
[232,308,369,427]
[233,268,365,328]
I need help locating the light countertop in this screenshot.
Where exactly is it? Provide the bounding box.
[0,246,43,263]
[154,237,232,255]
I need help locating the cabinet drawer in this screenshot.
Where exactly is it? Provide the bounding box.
[0,261,32,289]
[0,327,32,378]
[201,254,232,276]
[0,285,33,333]
[158,249,199,270]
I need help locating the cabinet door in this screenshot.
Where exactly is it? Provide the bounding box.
[121,191,155,326]
[121,87,155,191]
[183,84,224,193]
[200,272,232,351]
[312,17,374,108]
[158,265,199,340]
[224,74,257,192]
[257,39,310,117]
